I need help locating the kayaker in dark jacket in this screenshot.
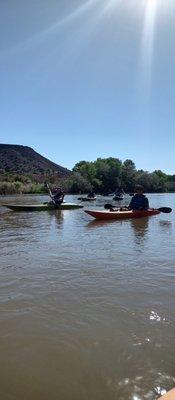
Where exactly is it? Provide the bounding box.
[53,187,64,205]
[87,191,95,198]
[129,185,149,210]
[115,188,124,196]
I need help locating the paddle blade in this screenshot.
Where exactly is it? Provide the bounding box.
[158,207,172,213]
[104,203,113,209]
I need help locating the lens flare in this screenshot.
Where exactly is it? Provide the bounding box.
[140,0,158,98]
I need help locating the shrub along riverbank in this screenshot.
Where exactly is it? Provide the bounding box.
[0,158,175,195]
[0,172,69,195]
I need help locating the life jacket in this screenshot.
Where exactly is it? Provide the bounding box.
[129,194,149,210]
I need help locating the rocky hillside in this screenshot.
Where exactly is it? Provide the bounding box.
[0,144,70,176]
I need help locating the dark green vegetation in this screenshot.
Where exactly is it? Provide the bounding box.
[71,158,175,194]
[0,145,175,194]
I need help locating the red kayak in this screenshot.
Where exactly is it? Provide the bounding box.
[84,209,160,220]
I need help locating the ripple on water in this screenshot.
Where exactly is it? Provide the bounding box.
[107,372,175,400]
[149,311,166,322]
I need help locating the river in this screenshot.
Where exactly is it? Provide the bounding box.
[0,194,175,400]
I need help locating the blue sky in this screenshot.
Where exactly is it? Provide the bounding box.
[0,0,175,173]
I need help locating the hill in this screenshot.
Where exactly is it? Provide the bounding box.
[0,144,70,176]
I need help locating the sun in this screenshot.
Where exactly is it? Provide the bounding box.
[146,0,157,10]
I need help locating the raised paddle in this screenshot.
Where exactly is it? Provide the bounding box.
[104,203,172,213]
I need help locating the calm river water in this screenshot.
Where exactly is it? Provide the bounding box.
[0,194,175,400]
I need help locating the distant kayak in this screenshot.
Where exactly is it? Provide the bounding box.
[2,203,84,212]
[85,209,160,220]
[78,197,97,202]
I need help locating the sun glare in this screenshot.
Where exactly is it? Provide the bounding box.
[140,0,158,98]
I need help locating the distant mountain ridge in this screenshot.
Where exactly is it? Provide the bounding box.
[0,144,70,176]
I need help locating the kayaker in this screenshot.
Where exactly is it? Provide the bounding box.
[129,185,149,210]
[115,187,124,196]
[52,187,65,205]
[87,191,95,199]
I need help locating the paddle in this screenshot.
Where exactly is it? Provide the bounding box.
[157,207,172,213]
[46,183,56,205]
[104,203,172,213]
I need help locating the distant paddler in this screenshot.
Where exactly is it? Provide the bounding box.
[113,187,125,201]
[78,190,96,201]
[114,187,125,196]
[87,191,96,199]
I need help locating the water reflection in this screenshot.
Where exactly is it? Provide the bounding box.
[47,210,65,231]
[86,217,149,242]
[159,220,172,230]
[130,217,149,245]
[86,219,123,229]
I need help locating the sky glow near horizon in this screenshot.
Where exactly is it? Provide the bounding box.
[0,0,175,173]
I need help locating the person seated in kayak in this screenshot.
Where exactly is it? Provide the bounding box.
[52,187,64,205]
[129,185,149,210]
[87,191,95,198]
[115,188,124,196]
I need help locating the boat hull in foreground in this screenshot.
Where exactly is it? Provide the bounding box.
[85,209,160,220]
[2,203,84,212]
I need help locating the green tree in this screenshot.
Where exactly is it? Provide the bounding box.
[121,160,136,192]
[73,161,96,186]
[95,157,122,193]
[68,172,92,193]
